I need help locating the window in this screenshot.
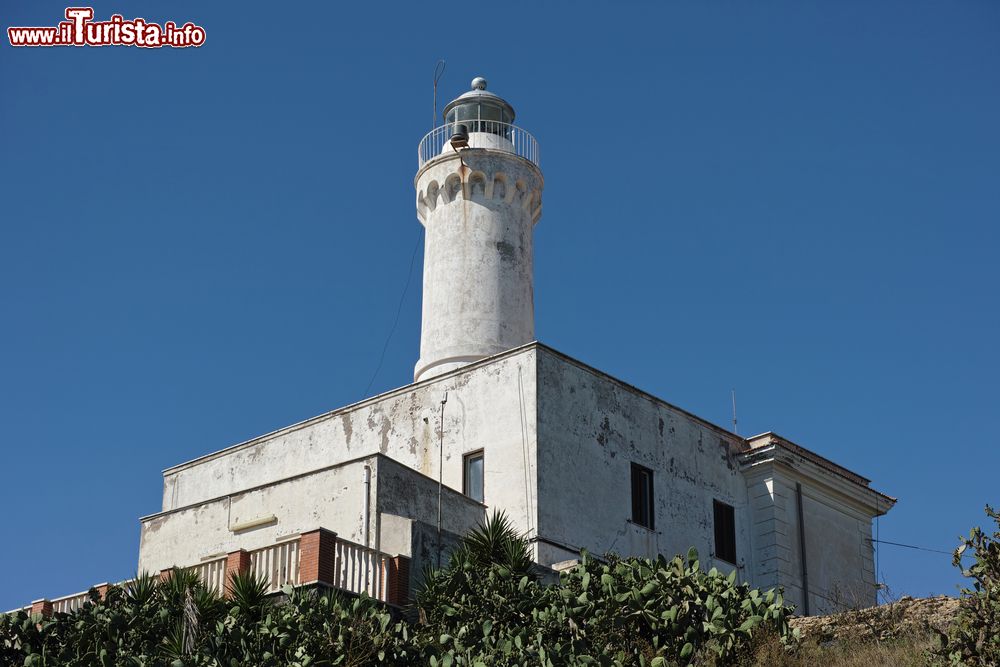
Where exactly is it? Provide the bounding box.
[630,463,655,529]
[463,451,484,503]
[713,500,737,564]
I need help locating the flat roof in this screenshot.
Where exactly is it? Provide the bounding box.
[158,341,892,503]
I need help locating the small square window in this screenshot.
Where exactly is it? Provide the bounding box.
[713,500,737,564]
[631,463,655,529]
[463,451,484,503]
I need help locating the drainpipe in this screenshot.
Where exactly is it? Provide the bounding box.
[437,392,448,568]
[363,465,372,548]
[795,482,810,616]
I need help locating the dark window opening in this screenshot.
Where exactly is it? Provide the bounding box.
[463,451,484,503]
[713,500,737,564]
[445,103,514,138]
[630,463,655,529]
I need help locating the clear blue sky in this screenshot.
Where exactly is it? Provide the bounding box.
[2,0,997,611]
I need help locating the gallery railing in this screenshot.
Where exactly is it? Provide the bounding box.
[418,120,539,168]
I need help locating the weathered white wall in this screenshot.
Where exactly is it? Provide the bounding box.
[744,470,792,594]
[779,471,877,614]
[532,349,884,613]
[414,150,543,382]
[141,457,374,573]
[148,342,884,615]
[375,455,485,560]
[800,485,876,612]
[158,347,539,550]
[743,452,880,614]
[139,454,484,575]
[533,348,752,578]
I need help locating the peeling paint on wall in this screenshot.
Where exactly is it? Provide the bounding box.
[144,343,886,614]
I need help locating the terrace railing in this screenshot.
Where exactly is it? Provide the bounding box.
[418,120,539,169]
[7,528,404,615]
[333,538,389,602]
[250,539,300,593]
[51,591,91,615]
[189,556,227,595]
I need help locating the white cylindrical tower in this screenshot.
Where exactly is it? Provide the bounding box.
[413,77,543,382]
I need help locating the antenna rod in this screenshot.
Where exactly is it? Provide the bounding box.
[731,389,738,435]
[432,60,446,129]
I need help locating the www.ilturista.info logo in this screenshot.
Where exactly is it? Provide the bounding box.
[8,7,206,48]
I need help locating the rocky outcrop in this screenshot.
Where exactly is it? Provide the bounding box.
[790,595,960,642]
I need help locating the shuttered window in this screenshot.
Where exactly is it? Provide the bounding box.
[713,500,737,564]
[631,463,655,529]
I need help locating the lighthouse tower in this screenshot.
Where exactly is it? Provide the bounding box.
[414,77,544,381]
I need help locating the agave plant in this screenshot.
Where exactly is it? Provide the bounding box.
[161,567,201,605]
[226,570,272,621]
[460,511,534,577]
[124,571,160,608]
[0,516,803,666]
[416,511,535,613]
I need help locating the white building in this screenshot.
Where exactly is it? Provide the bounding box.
[137,78,894,616]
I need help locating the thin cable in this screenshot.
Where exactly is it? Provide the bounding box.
[871,539,953,556]
[363,231,421,397]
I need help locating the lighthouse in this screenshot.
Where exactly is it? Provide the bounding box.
[413,77,544,382]
[126,74,894,622]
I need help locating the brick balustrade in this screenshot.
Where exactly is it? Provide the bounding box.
[30,599,52,618]
[7,528,410,615]
[299,528,338,586]
[225,549,252,598]
[383,555,411,606]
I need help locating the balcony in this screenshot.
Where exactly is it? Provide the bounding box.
[5,528,405,617]
[418,120,539,169]
[8,453,486,618]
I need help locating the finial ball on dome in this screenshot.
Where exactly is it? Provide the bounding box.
[471,77,488,90]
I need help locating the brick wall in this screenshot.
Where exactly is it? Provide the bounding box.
[225,549,252,598]
[299,529,337,586]
[383,555,411,606]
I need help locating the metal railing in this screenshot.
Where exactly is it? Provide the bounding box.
[250,539,300,593]
[189,557,228,594]
[418,120,539,168]
[333,538,388,602]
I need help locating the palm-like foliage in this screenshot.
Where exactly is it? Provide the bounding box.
[416,511,528,607]
[162,567,200,600]
[0,518,801,665]
[124,571,159,607]
[459,510,534,576]
[226,570,272,621]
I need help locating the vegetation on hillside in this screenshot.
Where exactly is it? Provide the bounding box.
[932,505,1000,666]
[0,512,795,666]
[2,505,997,666]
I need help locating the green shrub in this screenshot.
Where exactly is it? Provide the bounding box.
[407,512,796,665]
[933,505,1000,666]
[0,512,798,666]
